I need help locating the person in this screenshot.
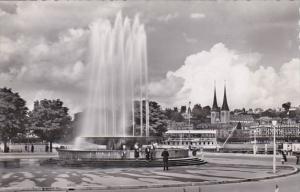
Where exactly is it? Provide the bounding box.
[31,144,34,153]
[145,146,150,160]
[5,146,9,153]
[150,144,155,160]
[25,145,28,152]
[134,143,139,160]
[282,151,287,162]
[192,148,197,156]
[275,184,279,192]
[161,148,169,171]
[296,155,299,165]
[122,145,127,159]
[45,144,49,152]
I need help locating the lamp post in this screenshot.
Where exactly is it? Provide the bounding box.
[272,120,277,174]
[253,129,257,155]
[188,101,191,147]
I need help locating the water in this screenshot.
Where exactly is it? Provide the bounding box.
[79,12,149,138]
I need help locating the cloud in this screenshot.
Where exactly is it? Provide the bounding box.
[157,13,178,22]
[0,9,6,17]
[0,2,122,40]
[0,28,89,116]
[149,43,300,109]
[190,13,205,19]
[0,2,123,115]
[148,72,185,107]
[183,33,198,43]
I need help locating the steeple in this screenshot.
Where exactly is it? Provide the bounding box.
[221,82,229,111]
[212,81,218,111]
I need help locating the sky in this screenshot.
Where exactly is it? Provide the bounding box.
[0,1,300,115]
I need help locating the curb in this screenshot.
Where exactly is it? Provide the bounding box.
[0,165,298,191]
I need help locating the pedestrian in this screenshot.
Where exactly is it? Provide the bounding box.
[122,144,127,159]
[25,145,28,152]
[134,143,139,160]
[145,146,150,160]
[281,150,287,162]
[150,144,155,160]
[161,148,169,171]
[192,148,197,156]
[45,144,49,152]
[275,184,279,192]
[296,155,299,165]
[31,144,34,153]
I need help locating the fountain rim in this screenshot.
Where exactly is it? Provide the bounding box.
[78,136,154,138]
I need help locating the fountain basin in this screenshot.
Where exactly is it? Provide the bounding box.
[52,148,203,168]
[78,136,159,150]
[57,148,188,161]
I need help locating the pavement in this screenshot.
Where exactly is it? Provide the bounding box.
[0,152,299,192]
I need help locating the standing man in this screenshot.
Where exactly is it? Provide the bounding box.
[145,146,150,160]
[31,144,34,153]
[150,144,155,160]
[161,148,169,171]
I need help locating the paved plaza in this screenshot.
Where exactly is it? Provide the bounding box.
[0,153,299,191]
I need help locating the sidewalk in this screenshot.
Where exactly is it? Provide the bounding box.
[0,152,58,160]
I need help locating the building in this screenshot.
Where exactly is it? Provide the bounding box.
[220,84,230,123]
[211,83,230,124]
[249,123,300,143]
[211,84,220,124]
[163,129,217,149]
[167,121,193,130]
[230,114,255,124]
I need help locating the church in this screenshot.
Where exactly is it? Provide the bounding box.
[211,83,230,124]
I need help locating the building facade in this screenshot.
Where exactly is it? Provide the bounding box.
[249,123,300,143]
[211,83,230,124]
[164,129,217,149]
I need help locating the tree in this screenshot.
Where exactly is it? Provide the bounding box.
[180,106,187,114]
[164,107,184,122]
[174,107,179,112]
[134,100,168,137]
[0,88,28,152]
[191,104,202,119]
[261,108,277,118]
[191,104,210,122]
[29,99,72,152]
[282,102,291,112]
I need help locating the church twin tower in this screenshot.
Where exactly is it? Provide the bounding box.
[211,83,230,124]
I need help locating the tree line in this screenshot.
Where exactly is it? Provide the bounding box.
[0,88,72,152]
[0,88,170,152]
[1,87,299,153]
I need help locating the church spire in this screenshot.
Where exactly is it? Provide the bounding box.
[212,81,218,111]
[221,82,229,111]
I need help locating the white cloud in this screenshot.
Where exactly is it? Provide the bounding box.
[0,8,6,17]
[183,33,198,44]
[148,72,185,107]
[149,43,300,109]
[0,28,89,116]
[190,13,205,19]
[157,13,178,22]
[0,3,122,116]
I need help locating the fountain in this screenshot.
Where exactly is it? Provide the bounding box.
[55,12,205,167]
[68,11,151,151]
[81,12,150,139]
